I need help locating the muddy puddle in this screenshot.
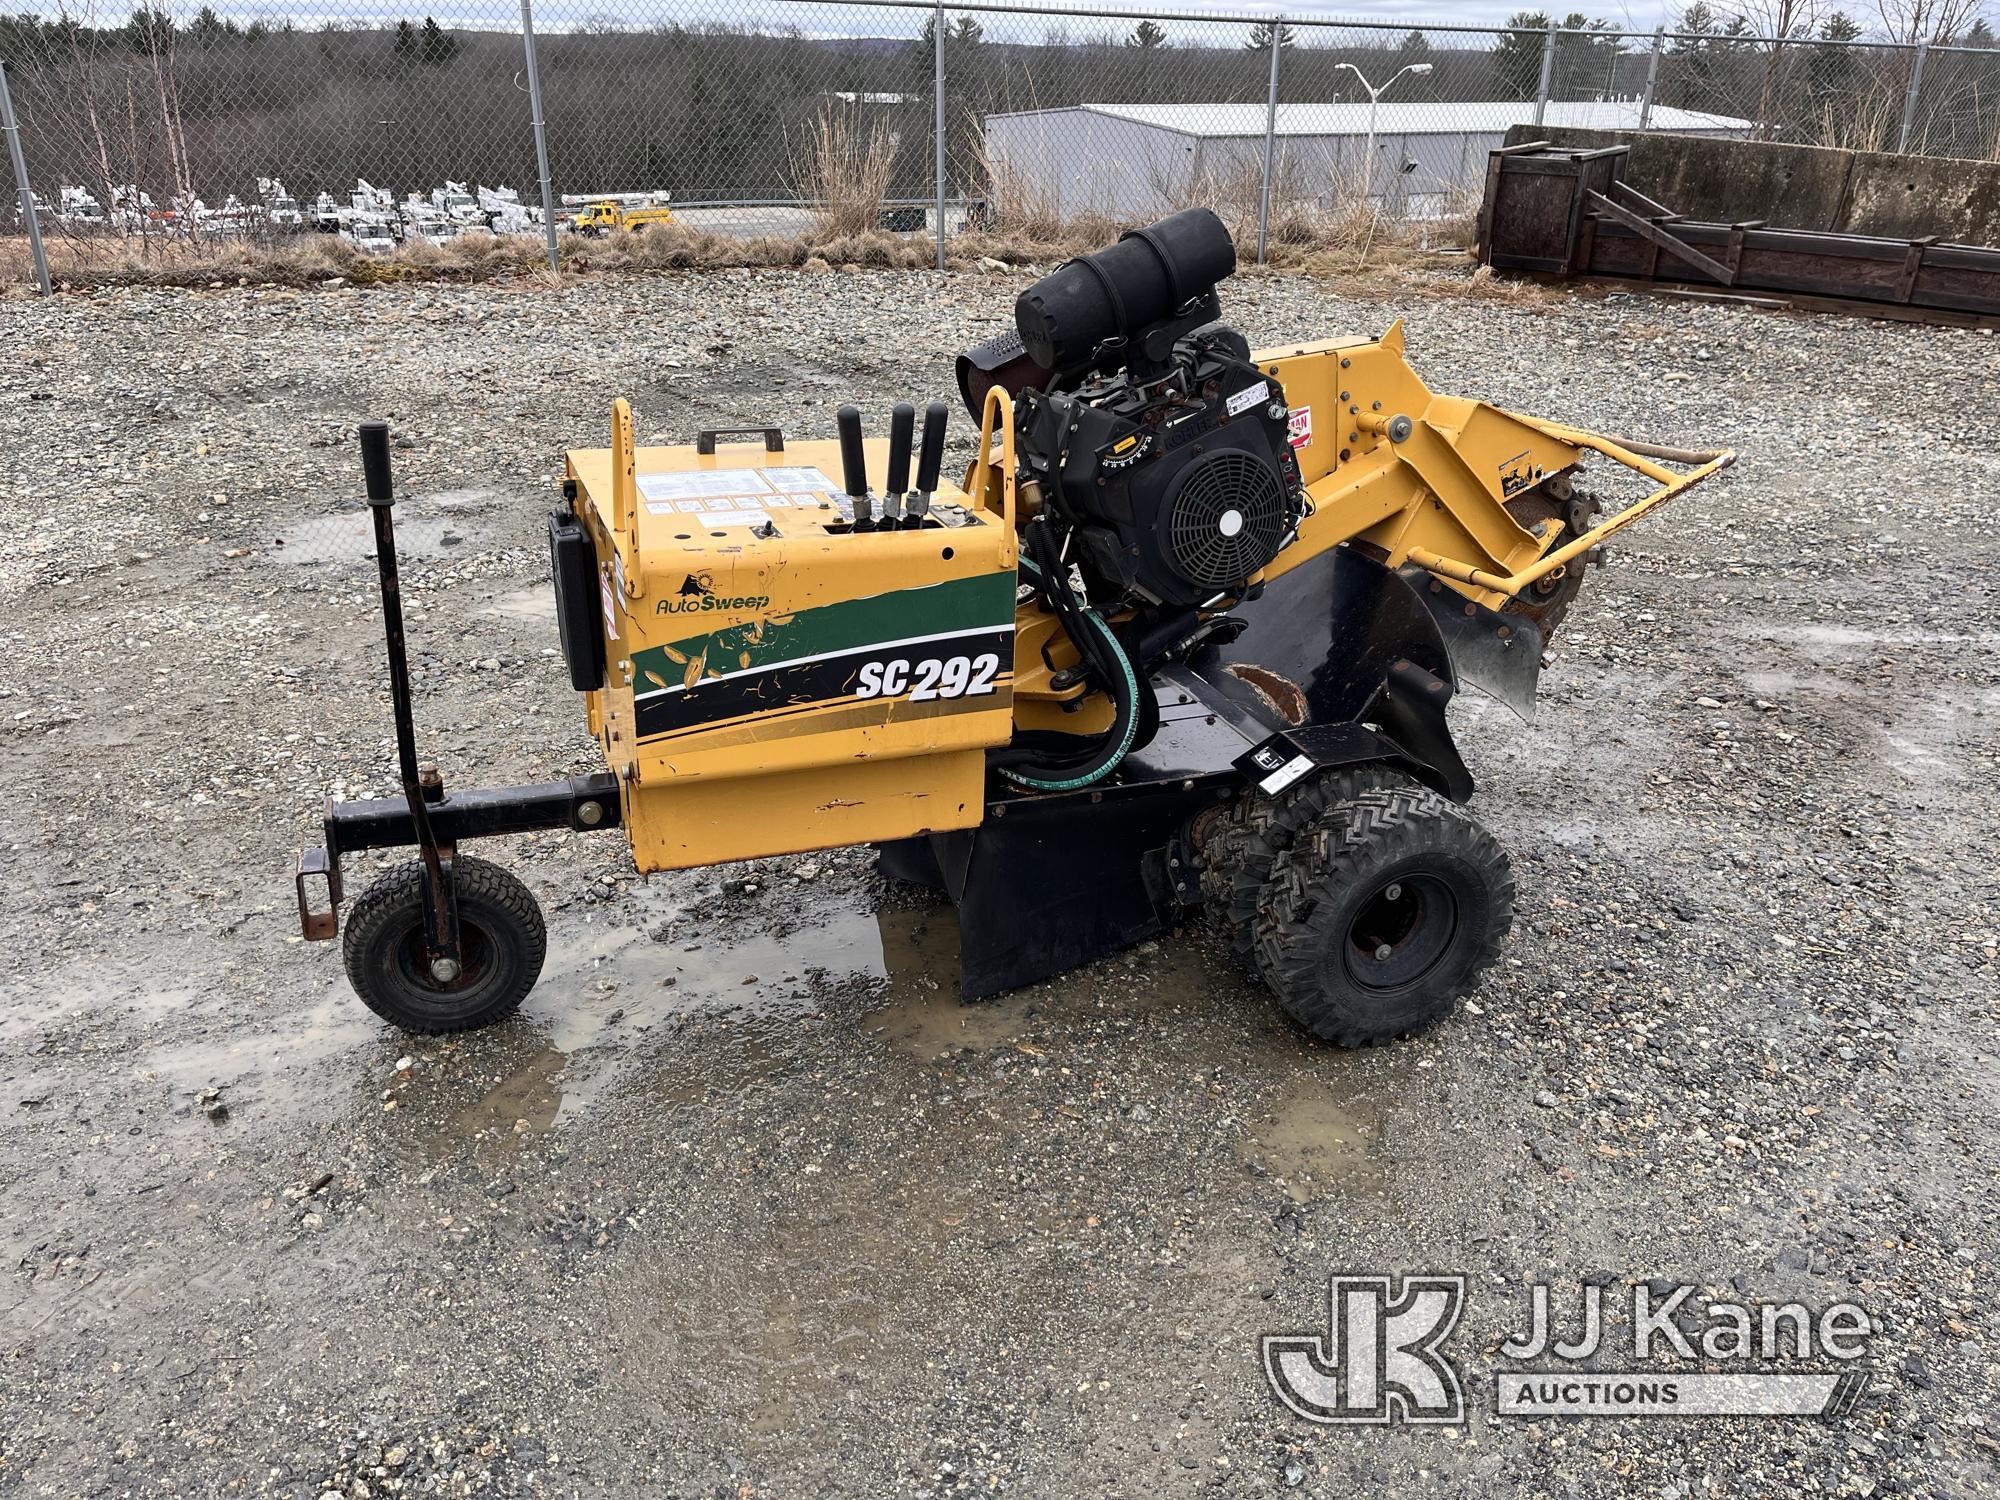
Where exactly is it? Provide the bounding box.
[67,864,1402,1208]
[355,897,1083,1159]
[1233,1077,1389,1200]
[484,584,556,624]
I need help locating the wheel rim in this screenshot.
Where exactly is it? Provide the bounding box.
[1342,873,1458,991]
[392,918,496,996]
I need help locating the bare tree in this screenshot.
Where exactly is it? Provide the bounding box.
[1873,0,1989,42]
[1722,0,1822,138]
[55,0,119,219]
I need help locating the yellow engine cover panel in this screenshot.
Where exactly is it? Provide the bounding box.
[565,436,1017,870]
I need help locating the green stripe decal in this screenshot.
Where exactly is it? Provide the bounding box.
[633,571,1016,691]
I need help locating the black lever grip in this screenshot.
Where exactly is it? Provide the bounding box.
[886,402,915,496]
[836,404,867,498]
[359,421,395,507]
[915,400,948,494]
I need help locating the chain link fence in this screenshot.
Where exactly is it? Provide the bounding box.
[4,0,1998,288]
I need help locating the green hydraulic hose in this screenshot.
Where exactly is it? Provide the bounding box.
[1000,554,1141,792]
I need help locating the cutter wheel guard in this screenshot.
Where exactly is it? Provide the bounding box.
[294,208,1732,1043]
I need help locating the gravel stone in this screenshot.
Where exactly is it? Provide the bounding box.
[1,266,1995,1495]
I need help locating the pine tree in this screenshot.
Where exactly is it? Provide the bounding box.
[1126,20,1167,50]
[1245,19,1297,52]
[418,15,455,66]
[1494,12,1551,99]
[1671,3,1716,52]
[393,18,416,63]
[1807,10,1864,112]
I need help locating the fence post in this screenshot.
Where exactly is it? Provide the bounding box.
[1639,26,1664,131]
[518,0,559,275]
[1533,18,1558,126]
[934,0,946,270]
[0,60,50,297]
[1256,17,1283,267]
[1897,40,1928,153]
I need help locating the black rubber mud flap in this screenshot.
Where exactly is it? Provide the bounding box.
[881,780,1215,1000]
[1198,546,1478,801]
[1364,659,1474,804]
[1206,546,1456,724]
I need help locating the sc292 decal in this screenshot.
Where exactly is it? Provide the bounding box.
[855,650,1003,703]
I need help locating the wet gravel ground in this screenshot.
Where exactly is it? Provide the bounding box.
[2,265,1998,1497]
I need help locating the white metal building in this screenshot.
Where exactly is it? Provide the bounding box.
[983,100,1754,220]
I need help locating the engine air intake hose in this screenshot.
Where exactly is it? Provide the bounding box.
[1013,207,1236,375]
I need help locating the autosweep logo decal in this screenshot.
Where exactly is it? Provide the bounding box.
[656,572,770,616]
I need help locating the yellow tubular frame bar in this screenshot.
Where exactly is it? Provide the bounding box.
[967,385,1019,529]
[1405,421,1736,599]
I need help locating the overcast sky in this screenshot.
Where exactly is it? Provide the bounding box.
[19,0,1710,35]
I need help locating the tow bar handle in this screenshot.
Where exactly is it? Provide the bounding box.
[360,419,396,506]
[357,421,461,973]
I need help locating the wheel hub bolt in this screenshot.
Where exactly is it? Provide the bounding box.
[431,956,461,982]
[1384,883,1402,901]
[1374,943,1395,961]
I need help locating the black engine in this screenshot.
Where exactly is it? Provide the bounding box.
[1015,332,1302,608]
[1008,208,1305,610]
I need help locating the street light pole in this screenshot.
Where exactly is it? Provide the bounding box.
[1334,60,1432,203]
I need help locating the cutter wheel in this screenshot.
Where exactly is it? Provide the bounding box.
[1500,473,1604,645]
[291,207,1732,1047]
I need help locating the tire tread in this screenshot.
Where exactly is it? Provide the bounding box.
[341,855,546,1034]
[1200,762,1413,961]
[1252,784,1514,1045]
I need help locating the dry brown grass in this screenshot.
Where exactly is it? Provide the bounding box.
[791,104,898,240]
[0,189,1483,294]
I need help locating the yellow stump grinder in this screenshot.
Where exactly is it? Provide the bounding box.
[295,209,1731,1044]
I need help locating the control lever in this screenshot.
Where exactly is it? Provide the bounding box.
[883,401,915,528]
[836,404,875,532]
[905,400,948,529]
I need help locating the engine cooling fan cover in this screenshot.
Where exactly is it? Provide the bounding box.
[1162,447,1292,592]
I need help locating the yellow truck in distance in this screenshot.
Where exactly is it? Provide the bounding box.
[571,199,675,235]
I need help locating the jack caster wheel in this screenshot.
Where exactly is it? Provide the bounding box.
[1252,784,1514,1046]
[341,856,546,1034]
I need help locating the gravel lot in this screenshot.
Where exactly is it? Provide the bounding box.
[2,263,1997,1498]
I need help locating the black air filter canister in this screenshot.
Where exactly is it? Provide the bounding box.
[1014,207,1236,374]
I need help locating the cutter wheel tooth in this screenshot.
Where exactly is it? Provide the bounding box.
[1250,784,1515,1047]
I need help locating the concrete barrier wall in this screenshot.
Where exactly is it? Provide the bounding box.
[1501,125,2000,245]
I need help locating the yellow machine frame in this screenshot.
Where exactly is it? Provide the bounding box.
[560,322,1729,873]
[979,321,1731,737]
[294,295,1734,1035]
